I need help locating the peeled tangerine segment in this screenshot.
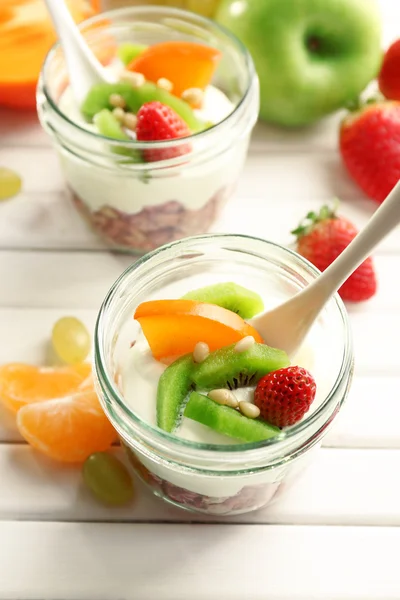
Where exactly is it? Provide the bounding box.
[184,392,280,443]
[81,82,204,132]
[17,389,117,464]
[182,282,264,319]
[0,363,91,413]
[127,41,222,99]
[156,354,194,433]
[193,342,290,390]
[134,299,262,360]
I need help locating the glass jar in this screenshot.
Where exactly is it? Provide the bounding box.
[94,234,353,516]
[37,7,259,253]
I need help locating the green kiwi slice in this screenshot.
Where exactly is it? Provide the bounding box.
[93,109,142,161]
[184,392,280,442]
[192,342,289,390]
[117,43,148,66]
[81,82,205,132]
[157,354,195,433]
[182,282,264,319]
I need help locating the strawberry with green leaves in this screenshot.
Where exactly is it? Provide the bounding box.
[292,204,377,302]
[339,100,400,204]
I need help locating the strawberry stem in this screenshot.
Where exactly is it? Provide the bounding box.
[291,200,340,238]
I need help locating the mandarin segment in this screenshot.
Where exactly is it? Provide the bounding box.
[134,300,262,360]
[127,41,222,101]
[0,363,91,413]
[16,390,117,464]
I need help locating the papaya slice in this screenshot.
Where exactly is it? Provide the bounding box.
[127,41,222,101]
[134,300,262,360]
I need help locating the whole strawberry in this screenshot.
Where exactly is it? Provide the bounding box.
[136,101,191,162]
[378,39,400,101]
[292,204,377,302]
[254,366,316,428]
[339,101,400,203]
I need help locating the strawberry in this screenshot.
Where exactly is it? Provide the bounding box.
[292,204,377,302]
[339,100,400,203]
[254,366,316,428]
[136,101,191,162]
[378,39,400,101]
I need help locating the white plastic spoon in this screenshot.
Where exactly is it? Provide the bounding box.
[248,180,400,357]
[44,0,114,104]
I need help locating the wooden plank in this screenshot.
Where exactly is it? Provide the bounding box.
[0,251,396,311]
[1,521,399,599]
[0,445,399,526]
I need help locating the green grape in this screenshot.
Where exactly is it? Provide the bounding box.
[83,452,134,506]
[52,317,91,365]
[0,167,22,201]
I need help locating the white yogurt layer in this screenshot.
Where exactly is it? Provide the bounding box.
[57,77,240,214]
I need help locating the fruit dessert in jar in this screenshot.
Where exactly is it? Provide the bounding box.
[37,6,259,253]
[94,234,353,516]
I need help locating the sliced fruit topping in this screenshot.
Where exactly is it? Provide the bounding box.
[83,452,134,506]
[134,299,262,360]
[117,42,148,66]
[16,388,117,463]
[136,101,192,162]
[81,82,205,132]
[254,366,317,428]
[93,108,142,160]
[184,391,280,443]
[156,354,195,433]
[0,363,91,413]
[192,341,289,390]
[52,316,91,365]
[182,282,264,319]
[127,41,222,103]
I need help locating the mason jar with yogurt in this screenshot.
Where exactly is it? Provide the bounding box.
[37,7,259,253]
[94,234,354,516]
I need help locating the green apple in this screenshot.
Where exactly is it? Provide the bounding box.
[216,0,383,126]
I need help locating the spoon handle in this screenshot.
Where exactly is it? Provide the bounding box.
[309,180,400,299]
[44,0,108,104]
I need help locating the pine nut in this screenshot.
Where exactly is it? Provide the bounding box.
[193,341,210,363]
[181,87,204,106]
[157,77,174,92]
[120,70,145,87]
[123,113,138,131]
[208,389,238,408]
[112,107,125,122]
[109,93,126,109]
[239,401,260,419]
[234,335,255,353]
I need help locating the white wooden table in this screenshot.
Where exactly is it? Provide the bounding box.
[0,3,399,598]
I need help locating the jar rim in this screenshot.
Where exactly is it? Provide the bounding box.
[94,233,353,460]
[39,5,257,150]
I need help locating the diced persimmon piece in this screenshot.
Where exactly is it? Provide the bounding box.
[17,389,117,464]
[134,300,262,360]
[127,41,222,100]
[0,362,91,413]
[0,0,101,109]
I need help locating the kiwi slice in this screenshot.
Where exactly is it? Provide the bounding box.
[81,82,205,132]
[117,43,148,66]
[192,342,289,390]
[182,282,264,319]
[184,392,280,442]
[93,109,142,161]
[157,354,195,433]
